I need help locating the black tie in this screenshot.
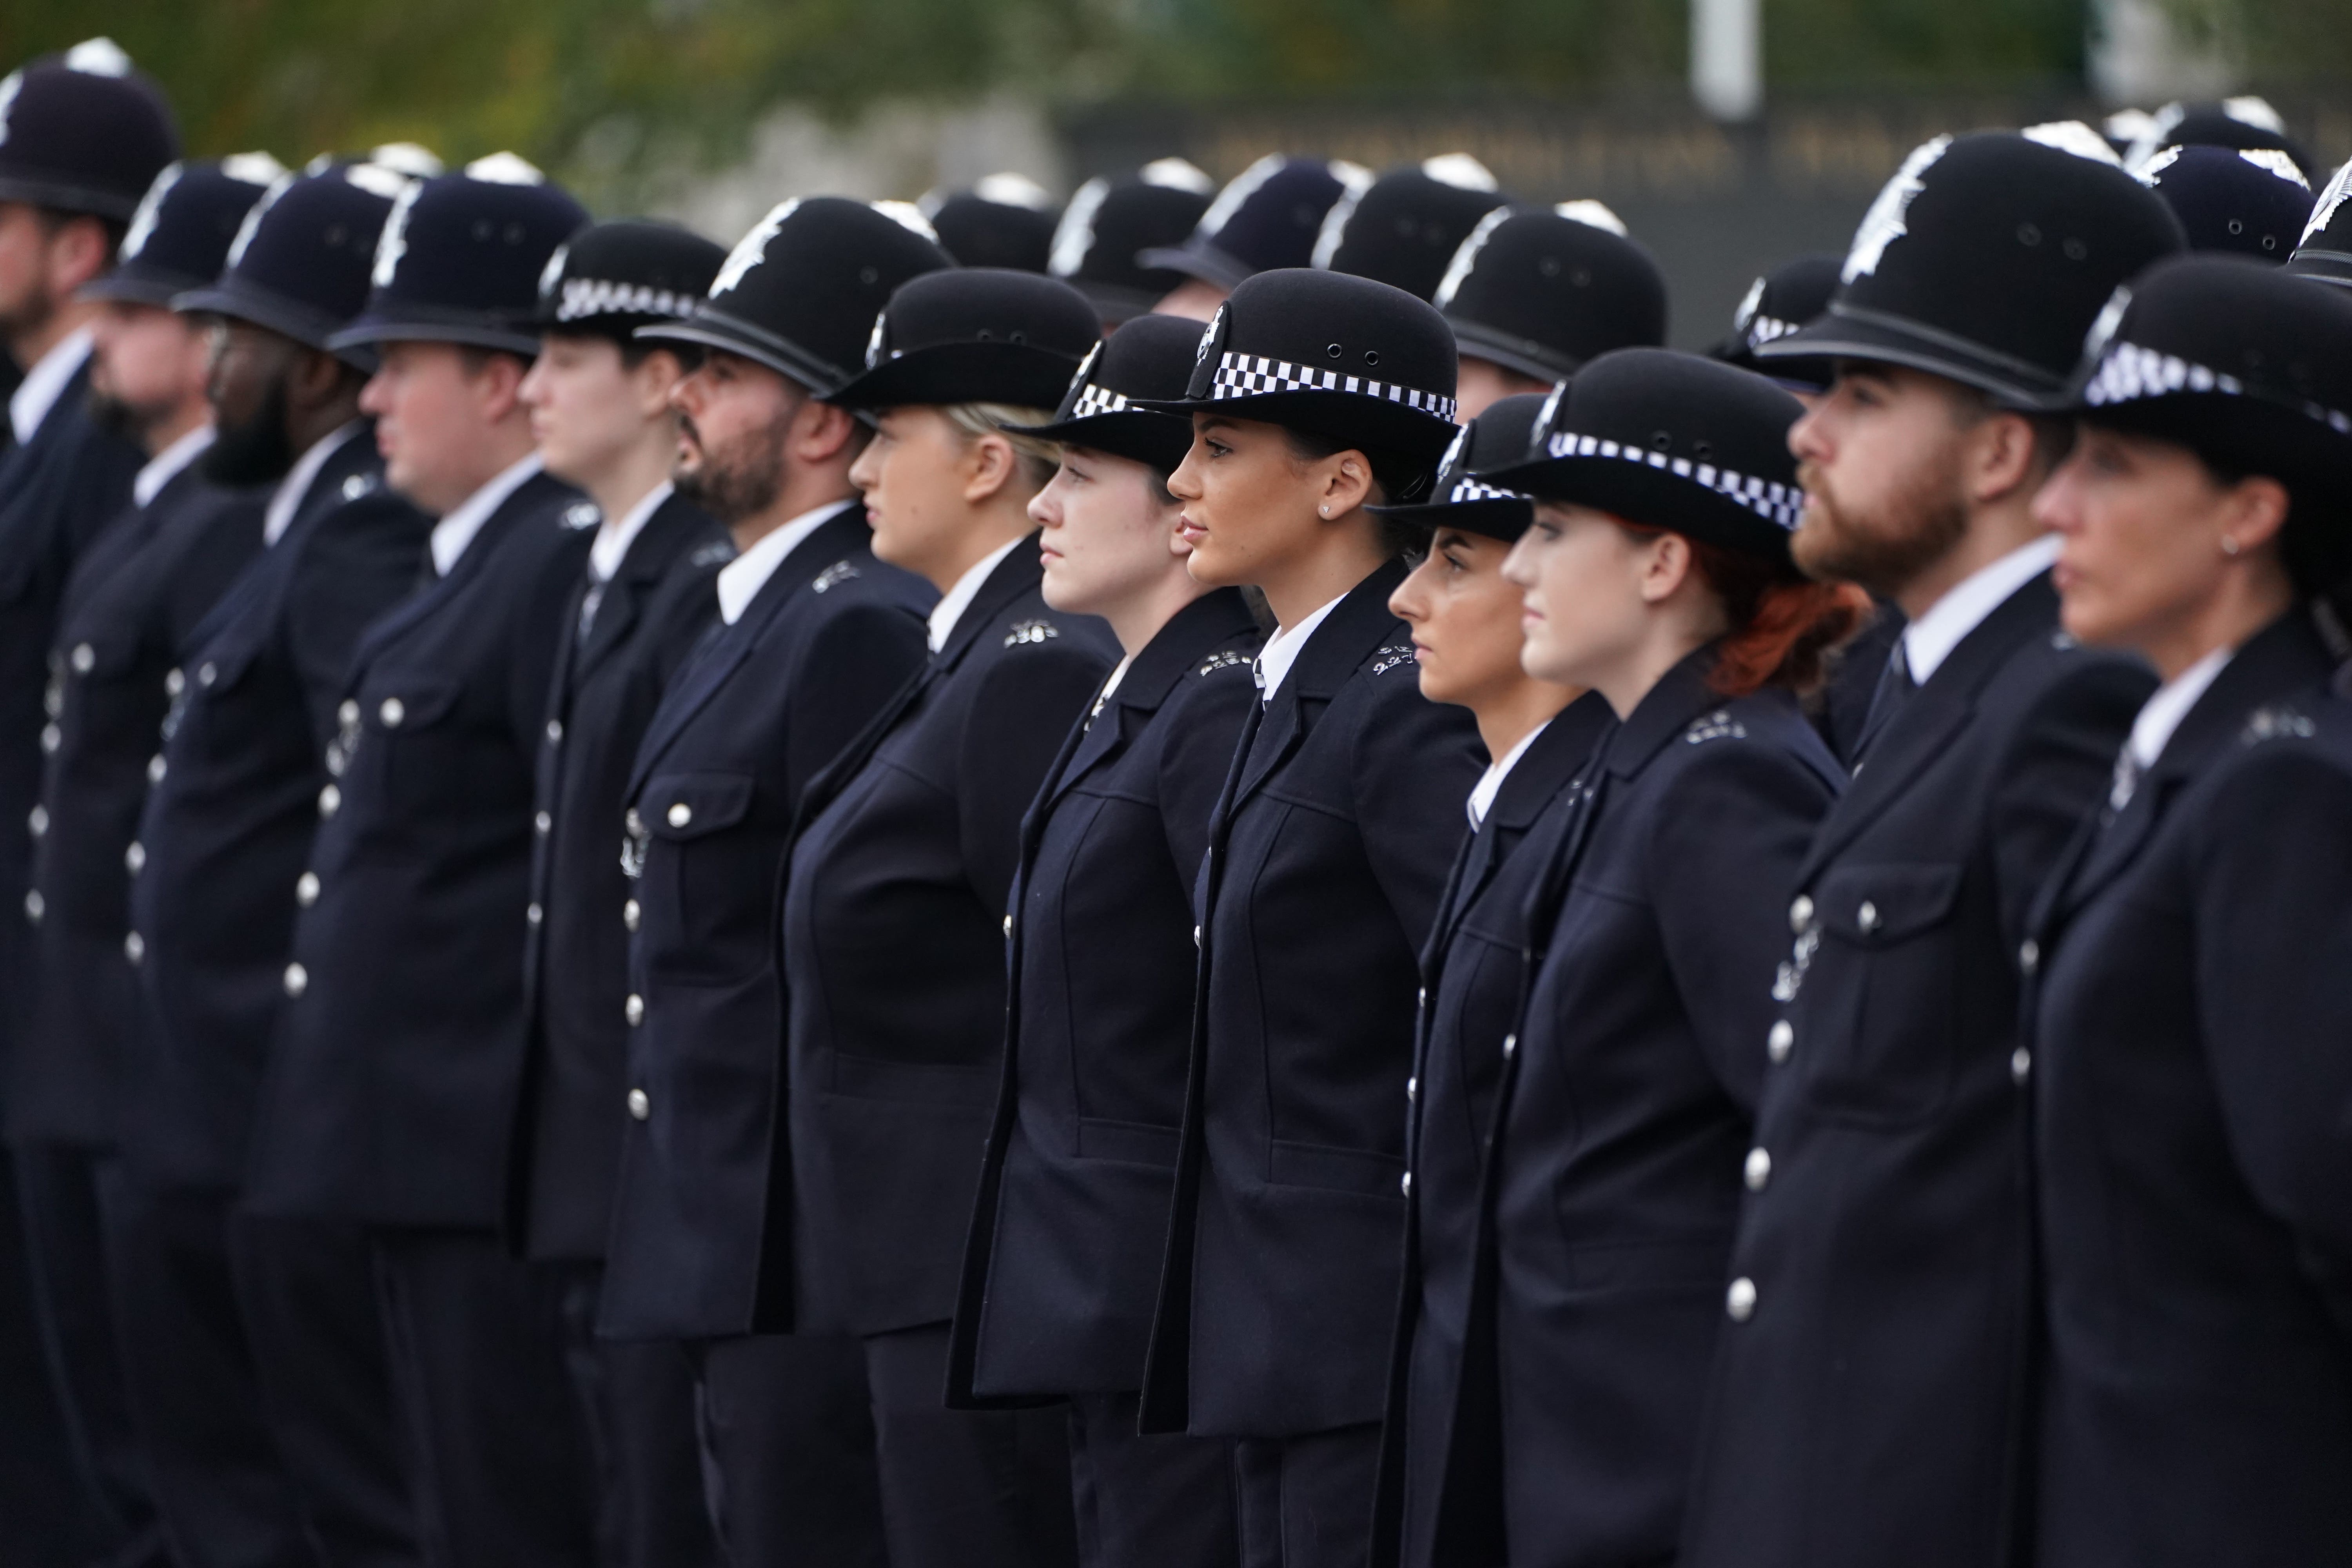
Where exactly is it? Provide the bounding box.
[1852,641,1916,764]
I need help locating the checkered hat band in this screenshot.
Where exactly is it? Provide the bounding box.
[1209,351,1457,422]
[557,278,699,323]
[1446,474,1526,505]
[1071,383,1131,418]
[1544,429,1804,530]
[2083,339,2352,435]
[1743,313,1803,352]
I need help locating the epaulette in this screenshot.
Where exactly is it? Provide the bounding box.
[563,501,603,530]
[1004,619,1059,648]
[809,559,859,593]
[339,472,377,503]
[1684,708,1748,744]
[1370,643,1415,675]
[2241,704,2317,745]
[1198,647,1251,677]
[688,541,735,570]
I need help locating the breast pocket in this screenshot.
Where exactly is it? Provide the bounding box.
[637,771,764,982]
[337,679,468,843]
[1801,860,1964,1123]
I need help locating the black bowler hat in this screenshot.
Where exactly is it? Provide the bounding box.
[1002,312,1204,473]
[639,198,953,394]
[1365,390,1547,543]
[1048,160,1214,322]
[1712,252,1841,390]
[2285,162,2352,291]
[1759,131,2185,408]
[1138,155,1362,289]
[2129,98,2317,183]
[0,38,177,223]
[828,268,1100,412]
[83,155,283,307]
[922,174,1058,272]
[1480,349,1806,566]
[1435,205,1666,382]
[174,162,416,366]
[532,219,726,341]
[2064,253,2352,508]
[1315,155,1511,302]
[1136,267,1461,490]
[327,155,588,357]
[2139,144,2312,262]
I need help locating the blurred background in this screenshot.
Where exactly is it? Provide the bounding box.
[5,0,2348,344]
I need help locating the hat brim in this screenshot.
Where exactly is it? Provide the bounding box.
[1134,242,1252,291]
[80,267,204,308]
[172,279,377,369]
[635,308,847,394]
[1000,408,1195,473]
[1070,279,1164,326]
[1477,451,1797,566]
[1446,316,1581,385]
[0,174,141,222]
[1132,390,1460,474]
[1363,493,1533,543]
[1758,302,2066,410]
[2286,249,2352,289]
[327,307,541,358]
[1715,339,1837,394]
[827,341,1085,414]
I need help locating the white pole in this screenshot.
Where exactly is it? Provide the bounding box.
[1692,0,1764,122]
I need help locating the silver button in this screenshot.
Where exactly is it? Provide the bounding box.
[69,642,93,674]
[40,723,59,753]
[623,898,639,933]
[2018,938,2039,975]
[1788,894,1814,933]
[546,719,563,744]
[1857,899,1880,934]
[338,699,359,727]
[123,840,143,874]
[1726,1276,1758,1322]
[296,871,319,907]
[535,811,552,835]
[378,697,405,728]
[1416,986,1426,1006]
[22,889,42,924]
[2011,1047,2032,1085]
[198,661,218,687]
[147,754,166,784]
[123,931,144,964]
[164,667,184,697]
[27,804,46,837]
[1502,1033,1517,1060]
[627,1088,650,1121]
[283,962,307,997]
[1744,1147,1771,1191]
[1406,1076,1417,1101]
[624,993,644,1025]
[1192,924,1201,948]
[1002,914,1013,937]
[1768,1019,1793,1064]
[1400,1171,1412,1195]
[319,783,341,818]
[666,802,691,829]
[526,902,543,927]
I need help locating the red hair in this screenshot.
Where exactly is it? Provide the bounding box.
[1618,524,1872,699]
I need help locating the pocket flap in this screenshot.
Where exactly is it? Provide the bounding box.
[642,771,755,841]
[360,678,464,732]
[1816,860,1962,944]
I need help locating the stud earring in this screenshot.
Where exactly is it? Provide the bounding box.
[2222,536,2241,556]
[1319,505,1329,517]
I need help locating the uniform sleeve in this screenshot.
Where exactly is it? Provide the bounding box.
[1154,665,1258,887]
[958,640,1114,918]
[1648,739,1838,1112]
[1987,653,2153,947]
[2190,743,2352,1299]
[782,598,931,805]
[1348,671,1486,950]
[283,498,431,750]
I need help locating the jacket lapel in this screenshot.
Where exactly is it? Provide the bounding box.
[349,472,557,668]
[1232,560,1411,811]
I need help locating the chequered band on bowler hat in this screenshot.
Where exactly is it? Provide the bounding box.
[1069,382,1131,418]
[2081,337,2352,434]
[1538,428,1804,531]
[552,277,700,323]
[1205,349,1457,422]
[1443,472,1526,506]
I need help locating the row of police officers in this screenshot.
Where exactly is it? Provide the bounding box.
[0,32,2348,1568]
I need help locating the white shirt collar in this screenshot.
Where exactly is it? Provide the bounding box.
[132,423,214,509]
[9,327,92,446]
[264,421,366,546]
[428,452,543,577]
[927,536,1024,653]
[2127,644,2234,773]
[715,501,840,626]
[1900,533,2061,685]
[1254,592,1346,706]
[590,480,672,584]
[1467,717,1549,829]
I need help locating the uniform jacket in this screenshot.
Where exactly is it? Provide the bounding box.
[774,539,1116,1339]
[510,490,728,1261]
[1680,573,2154,1568]
[946,588,1263,1407]
[244,470,593,1226]
[0,358,140,1111]
[1139,559,1486,1440]
[13,463,265,1146]
[125,428,429,1193]
[1372,693,1611,1568]
[2024,611,2352,1568]
[597,502,933,1339]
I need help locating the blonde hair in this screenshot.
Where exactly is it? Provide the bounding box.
[942,402,1060,495]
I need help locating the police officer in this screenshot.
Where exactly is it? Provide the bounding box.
[601,196,948,1568]
[130,156,437,1568]
[240,156,603,1568]
[1363,393,1611,1568]
[1711,253,1840,396]
[924,174,1060,272]
[0,46,174,1553]
[2024,256,2352,1566]
[24,153,294,1568]
[1141,154,1361,321]
[1314,156,1509,302]
[1047,160,1215,329]
[1430,203,1666,417]
[944,314,1262,1566]
[1676,132,2182,1568]
[2137,143,2313,260]
[508,218,729,1568]
[776,268,1115,1568]
[1132,269,1484,1568]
